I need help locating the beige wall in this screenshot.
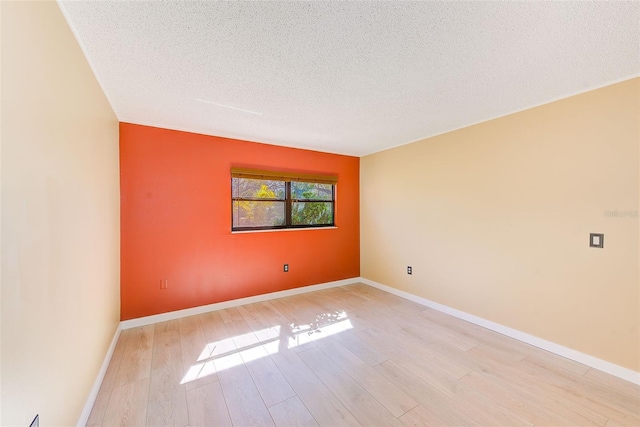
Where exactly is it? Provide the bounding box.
[1,1,120,426]
[361,78,639,371]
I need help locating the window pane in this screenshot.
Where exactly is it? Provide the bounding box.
[292,202,334,225]
[232,178,285,200]
[291,182,333,201]
[233,200,285,228]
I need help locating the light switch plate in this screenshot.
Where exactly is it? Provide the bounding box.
[590,233,604,248]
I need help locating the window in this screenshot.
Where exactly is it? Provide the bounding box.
[231,168,336,231]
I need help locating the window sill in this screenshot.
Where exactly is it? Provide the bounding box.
[231,226,338,234]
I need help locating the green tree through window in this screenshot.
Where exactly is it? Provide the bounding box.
[291,182,333,226]
[232,176,335,231]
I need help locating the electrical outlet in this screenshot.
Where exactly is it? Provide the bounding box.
[284,264,289,272]
[407,266,412,275]
[160,279,168,289]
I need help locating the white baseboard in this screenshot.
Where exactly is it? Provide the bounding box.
[80,278,359,425]
[120,277,361,330]
[359,277,640,386]
[82,275,637,424]
[76,324,122,427]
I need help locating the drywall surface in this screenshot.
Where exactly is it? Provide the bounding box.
[1,2,120,425]
[120,123,359,320]
[361,78,639,371]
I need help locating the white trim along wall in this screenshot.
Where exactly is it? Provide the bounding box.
[78,277,640,425]
[360,278,640,386]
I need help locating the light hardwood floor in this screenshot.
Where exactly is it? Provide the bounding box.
[87,283,640,426]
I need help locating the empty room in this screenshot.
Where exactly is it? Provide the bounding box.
[1,1,639,426]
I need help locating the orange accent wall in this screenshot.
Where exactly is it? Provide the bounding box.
[120,123,360,320]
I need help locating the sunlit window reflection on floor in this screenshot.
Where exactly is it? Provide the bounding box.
[181,310,352,384]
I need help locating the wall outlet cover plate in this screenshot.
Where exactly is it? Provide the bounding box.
[590,233,604,248]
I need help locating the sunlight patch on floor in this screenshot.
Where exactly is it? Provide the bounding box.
[181,311,352,384]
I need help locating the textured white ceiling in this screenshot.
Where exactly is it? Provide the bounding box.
[58,1,639,156]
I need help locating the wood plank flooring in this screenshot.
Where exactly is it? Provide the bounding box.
[87,283,640,426]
